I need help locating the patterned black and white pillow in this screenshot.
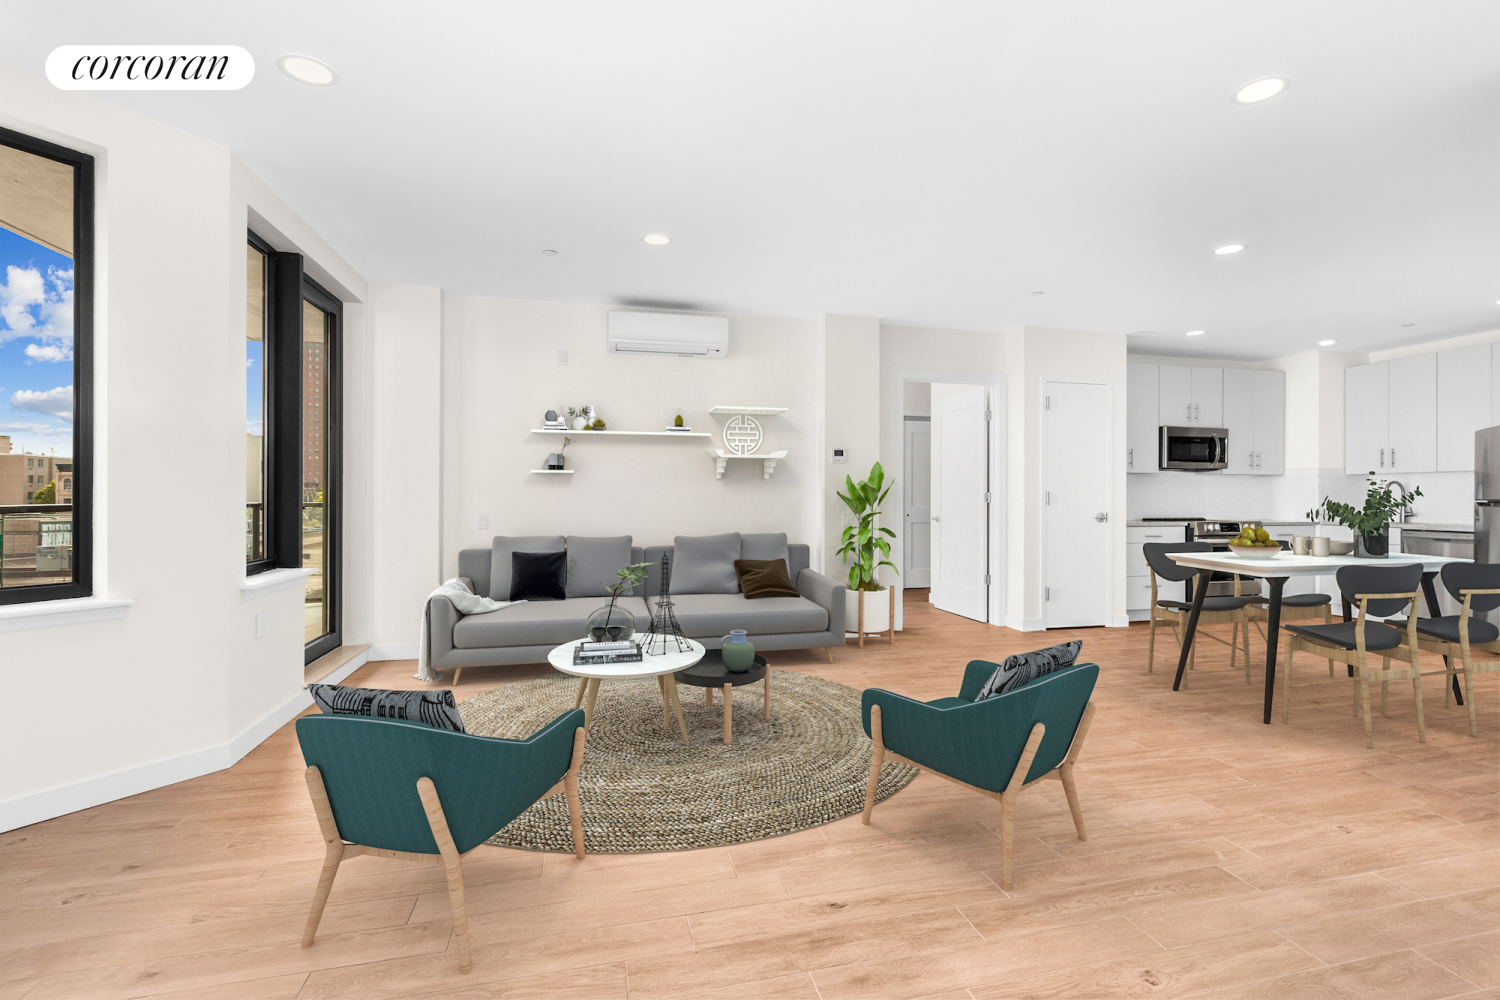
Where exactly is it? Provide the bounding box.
[308,684,466,733]
[975,641,1082,701]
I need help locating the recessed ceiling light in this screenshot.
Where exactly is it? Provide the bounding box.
[1213,244,1245,255]
[1030,291,1044,296]
[541,249,558,256]
[1319,339,1336,346]
[1402,323,1416,328]
[643,233,671,245]
[278,55,337,86]
[1233,77,1287,104]
[1186,330,1206,337]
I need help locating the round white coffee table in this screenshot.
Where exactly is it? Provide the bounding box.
[548,637,705,746]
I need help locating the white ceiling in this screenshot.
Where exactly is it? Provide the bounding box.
[4,1,1498,360]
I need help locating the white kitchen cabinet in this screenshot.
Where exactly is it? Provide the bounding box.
[1159,364,1192,427]
[1126,363,1159,474]
[1254,369,1285,475]
[1492,345,1500,430]
[1221,368,1284,475]
[1345,361,1390,474]
[1191,367,1223,427]
[1438,344,1492,472]
[1387,353,1437,474]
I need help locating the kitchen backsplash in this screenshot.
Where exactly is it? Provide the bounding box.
[1128,468,1476,526]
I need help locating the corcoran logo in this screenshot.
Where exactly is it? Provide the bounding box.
[45,46,254,90]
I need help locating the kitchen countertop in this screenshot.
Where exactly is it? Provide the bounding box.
[1392,522,1472,532]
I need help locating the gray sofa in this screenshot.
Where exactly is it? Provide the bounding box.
[425,532,845,681]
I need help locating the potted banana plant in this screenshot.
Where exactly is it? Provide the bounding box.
[836,461,899,645]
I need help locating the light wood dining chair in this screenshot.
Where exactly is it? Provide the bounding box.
[1281,564,1426,748]
[1233,574,1336,683]
[1394,562,1500,738]
[1143,543,1253,674]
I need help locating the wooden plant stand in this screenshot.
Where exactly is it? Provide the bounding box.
[853,587,897,648]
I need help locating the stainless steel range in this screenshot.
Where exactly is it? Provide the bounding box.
[1193,520,1264,597]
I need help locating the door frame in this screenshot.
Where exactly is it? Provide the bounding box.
[893,370,1007,631]
[1040,376,1113,630]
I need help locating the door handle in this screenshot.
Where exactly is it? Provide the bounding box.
[1094,512,1108,522]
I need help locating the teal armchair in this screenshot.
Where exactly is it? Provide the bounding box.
[296,709,586,974]
[861,661,1098,889]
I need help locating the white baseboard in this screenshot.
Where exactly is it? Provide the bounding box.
[319,647,371,686]
[369,642,419,661]
[1004,616,1045,631]
[1,682,315,834]
[1108,615,1132,628]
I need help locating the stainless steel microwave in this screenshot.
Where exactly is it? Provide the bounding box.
[1159,426,1228,470]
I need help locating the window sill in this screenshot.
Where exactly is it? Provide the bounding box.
[0,597,135,635]
[241,567,313,601]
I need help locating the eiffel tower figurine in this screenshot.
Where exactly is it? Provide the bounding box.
[643,553,691,655]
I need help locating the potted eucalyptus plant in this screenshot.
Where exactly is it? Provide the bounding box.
[836,461,898,643]
[1307,474,1423,558]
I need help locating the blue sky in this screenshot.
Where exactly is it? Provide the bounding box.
[0,226,74,457]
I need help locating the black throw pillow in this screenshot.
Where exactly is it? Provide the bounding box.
[511,549,566,601]
[308,684,466,732]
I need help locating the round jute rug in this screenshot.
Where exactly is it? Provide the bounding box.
[459,669,919,853]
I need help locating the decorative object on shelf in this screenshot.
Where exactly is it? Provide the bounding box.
[587,561,651,641]
[720,629,757,672]
[567,405,593,431]
[546,436,571,470]
[837,461,898,648]
[709,406,788,479]
[723,414,763,455]
[542,409,568,431]
[667,413,692,432]
[1308,475,1422,560]
[643,553,691,655]
[589,417,607,430]
[675,414,684,427]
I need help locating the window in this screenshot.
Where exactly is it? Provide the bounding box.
[0,127,92,604]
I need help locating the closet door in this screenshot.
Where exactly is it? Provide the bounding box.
[1387,353,1437,474]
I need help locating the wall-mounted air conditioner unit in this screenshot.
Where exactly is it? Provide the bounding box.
[607,310,728,358]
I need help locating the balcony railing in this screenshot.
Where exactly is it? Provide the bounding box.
[247,503,326,601]
[0,504,74,589]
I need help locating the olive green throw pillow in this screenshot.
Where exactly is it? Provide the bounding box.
[734,558,801,599]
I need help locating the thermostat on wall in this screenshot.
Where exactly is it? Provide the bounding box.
[832,448,846,464]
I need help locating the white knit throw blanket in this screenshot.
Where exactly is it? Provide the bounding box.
[417,578,524,682]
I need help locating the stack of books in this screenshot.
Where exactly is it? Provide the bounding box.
[665,425,693,433]
[573,640,643,665]
[543,417,568,430]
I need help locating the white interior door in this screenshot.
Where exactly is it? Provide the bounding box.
[930,384,988,622]
[1044,380,1111,628]
[903,417,932,588]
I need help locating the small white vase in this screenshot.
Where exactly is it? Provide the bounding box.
[845,587,890,635]
[571,416,587,430]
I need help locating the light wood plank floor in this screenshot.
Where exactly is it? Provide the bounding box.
[4,594,1497,999]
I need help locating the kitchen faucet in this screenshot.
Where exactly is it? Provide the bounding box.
[1387,480,1414,522]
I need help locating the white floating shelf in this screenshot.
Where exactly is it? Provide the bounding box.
[712,449,788,480]
[530,469,576,474]
[709,406,788,416]
[530,429,710,437]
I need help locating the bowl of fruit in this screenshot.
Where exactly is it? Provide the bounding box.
[1228,526,1282,558]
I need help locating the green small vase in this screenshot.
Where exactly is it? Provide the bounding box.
[720,630,756,672]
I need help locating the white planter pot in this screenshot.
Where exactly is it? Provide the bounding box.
[845,587,890,636]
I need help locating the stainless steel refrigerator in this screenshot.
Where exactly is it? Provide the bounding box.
[1474,426,1500,592]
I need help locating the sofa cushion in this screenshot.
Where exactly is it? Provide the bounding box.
[650,593,827,638]
[976,641,1083,700]
[565,535,633,598]
[735,558,801,599]
[671,533,742,594]
[453,597,651,649]
[490,535,565,600]
[511,550,567,601]
[308,684,465,733]
[740,532,790,564]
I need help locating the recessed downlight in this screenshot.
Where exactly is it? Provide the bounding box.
[541,249,558,256]
[1402,323,1415,328]
[278,55,336,86]
[1319,339,1336,346]
[1213,244,1245,255]
[643,233,671,246]
[1186,330,1206,337]
[1030,291,1045,296]
[1233,77,1287,104]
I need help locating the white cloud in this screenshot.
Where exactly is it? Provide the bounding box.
[11,385,73,418]
[0,265,45,342]
[0,420,53,434]
[24,343,70,362]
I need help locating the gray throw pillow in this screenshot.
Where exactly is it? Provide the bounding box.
[975,641,1082,701]
[565,535,633,598]
[740,532,790,565]
[490,535,564,601]
[308,684,466,733]
[670,533,742,594]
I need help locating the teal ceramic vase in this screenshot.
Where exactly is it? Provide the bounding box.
[720,629,755,672]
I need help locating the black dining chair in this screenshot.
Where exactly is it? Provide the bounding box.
[1143,543,1253,674]
[1393,562,1500,738]
[1280,564,1425,748]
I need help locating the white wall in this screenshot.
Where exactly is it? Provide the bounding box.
[0,65,370,832]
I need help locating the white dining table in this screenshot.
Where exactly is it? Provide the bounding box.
[1164,551,1471,724]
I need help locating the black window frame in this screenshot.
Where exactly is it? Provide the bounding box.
[245,230,278,576]
[301,278,342,663]
[0,126,94,607]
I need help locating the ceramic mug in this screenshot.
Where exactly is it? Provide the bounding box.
[1292,535,1312,555]
[1310,536,1331,557]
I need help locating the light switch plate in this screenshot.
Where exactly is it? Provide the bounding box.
[477,513,489,530]
[255,612,264,638]
[557,349,568,365]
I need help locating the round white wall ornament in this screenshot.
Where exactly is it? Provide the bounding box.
[723,414,763,455]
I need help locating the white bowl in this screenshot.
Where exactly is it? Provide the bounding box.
[1228,543,1281,560]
